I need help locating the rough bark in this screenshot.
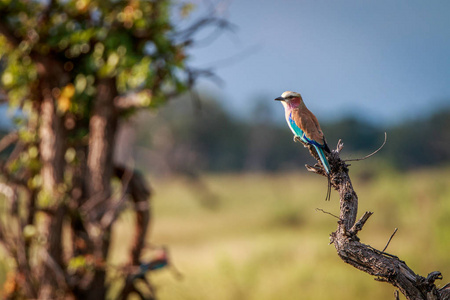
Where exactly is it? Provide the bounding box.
[0,3,225,298]
[87,77,118,201]
[35,57,69,299]
[304,140,450,300]
[78,77,118,300]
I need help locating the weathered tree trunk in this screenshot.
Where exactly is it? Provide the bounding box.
[35,57,70,299]
[78,77,118,300]
[87,77,118,200]
[0,2,226,298]
[305,140,450,300]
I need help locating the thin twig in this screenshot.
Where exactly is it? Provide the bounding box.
[350,211,374,235]
[315,208,340,220]
[344,132,387,162]
[382,228,398,253]
[367,245,399,260]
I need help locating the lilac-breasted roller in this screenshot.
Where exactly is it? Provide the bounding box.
[275,90,331,175]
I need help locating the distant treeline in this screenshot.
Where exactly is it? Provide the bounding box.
[2,96,448,174]
[135,95,450,174]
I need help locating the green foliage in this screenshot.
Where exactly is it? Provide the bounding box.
[0,0,196,117]
[0,2,225,298]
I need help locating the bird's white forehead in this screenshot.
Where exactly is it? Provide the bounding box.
[281,91,301,98]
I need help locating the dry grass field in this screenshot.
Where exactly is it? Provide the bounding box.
[106,164,450,300]
[1,164,449,299]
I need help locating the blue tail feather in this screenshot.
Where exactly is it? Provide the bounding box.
[314,145,330,174]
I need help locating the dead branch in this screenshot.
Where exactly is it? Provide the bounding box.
[315,208,340,220]
[344,132,387,162]
[114,165,152,264]
[349,211,373,235]
[305,139,450,300]
[382,228,398,253]
[114,165,152,300]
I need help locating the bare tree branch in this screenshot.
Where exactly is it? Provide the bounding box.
[114,165,153,300]
[349,211,373,235]
[306,139,450,300]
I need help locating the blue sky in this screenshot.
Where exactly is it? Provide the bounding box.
[188,0,450,126]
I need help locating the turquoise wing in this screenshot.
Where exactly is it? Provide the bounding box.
[289,114,330,174]
[288,114,308,143]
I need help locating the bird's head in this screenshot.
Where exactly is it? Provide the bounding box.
[274,91,303,109]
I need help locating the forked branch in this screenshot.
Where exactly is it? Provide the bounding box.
[305,139,450,300]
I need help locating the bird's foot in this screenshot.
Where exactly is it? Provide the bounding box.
[293,136,302,143]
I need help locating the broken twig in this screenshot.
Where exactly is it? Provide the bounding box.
[315,208,340,220]
[344,132,387,162]
[382,228,398,253]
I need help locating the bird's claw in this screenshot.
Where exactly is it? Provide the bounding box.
[293,136,302,143]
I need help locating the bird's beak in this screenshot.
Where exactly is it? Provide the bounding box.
[274,96,284,101]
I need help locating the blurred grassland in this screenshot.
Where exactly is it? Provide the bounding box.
[1,164,450,299]
[107,163,450,300]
